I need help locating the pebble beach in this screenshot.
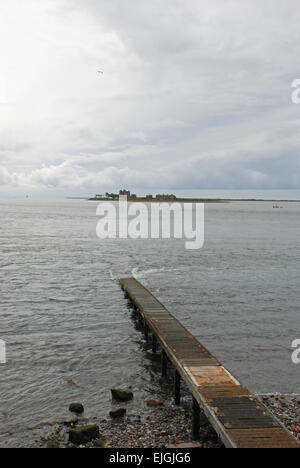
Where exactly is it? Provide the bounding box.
[39,399,223,449]
[30,392,299,448]
[259,394,300,442]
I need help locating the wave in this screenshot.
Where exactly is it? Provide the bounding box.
[109,270,116,282]
[132,267,181,279]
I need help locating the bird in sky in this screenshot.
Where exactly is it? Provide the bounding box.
[97,70,103,74]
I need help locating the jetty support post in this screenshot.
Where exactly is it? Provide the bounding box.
[174,370,181,405]
[144,320,149,339]
[192,397,200,441]
[138,311,143,325]
[161,350,168,377]
[152,334,157,353]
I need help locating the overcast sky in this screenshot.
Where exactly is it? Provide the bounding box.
[1,0,300,196]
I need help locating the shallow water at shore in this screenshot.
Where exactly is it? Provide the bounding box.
[0,198,300,447]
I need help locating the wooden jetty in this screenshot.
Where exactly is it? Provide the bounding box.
[120,277,299,449]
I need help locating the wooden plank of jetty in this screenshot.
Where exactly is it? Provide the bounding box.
[120,277,299,449]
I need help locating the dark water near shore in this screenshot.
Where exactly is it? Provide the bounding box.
[0,198,300,447]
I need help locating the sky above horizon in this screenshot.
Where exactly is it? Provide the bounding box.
[1,0,300,196]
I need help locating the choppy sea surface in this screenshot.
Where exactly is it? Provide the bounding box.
[0,197,300,447]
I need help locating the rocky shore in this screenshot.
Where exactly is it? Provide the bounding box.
[39,393,223,449]
[28,391,300,448]
[259,394,300,442]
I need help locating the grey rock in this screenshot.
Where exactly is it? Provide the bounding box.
[69,424,100,445]
[109,408,127,419]
[69,403,84,414]
[45,440,60,449]
[111,388,133,402]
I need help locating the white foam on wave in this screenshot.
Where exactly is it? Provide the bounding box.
[109,270,116,282]
[132,267,175,279]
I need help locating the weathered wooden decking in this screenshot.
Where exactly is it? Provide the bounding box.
[120,277,299,449]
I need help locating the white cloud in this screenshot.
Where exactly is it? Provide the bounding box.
[0,166,13,185]
[0,0,300,194]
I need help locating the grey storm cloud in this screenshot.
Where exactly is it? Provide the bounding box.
[1,0,300,194]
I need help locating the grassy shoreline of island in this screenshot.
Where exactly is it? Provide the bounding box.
[87,196,225,203]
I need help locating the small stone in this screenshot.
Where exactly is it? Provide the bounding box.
[69,424,100,445]
[146,399,163,407]
[166,442,202,448]
[94,436,107,448]
[64,417,79,427]
[45,440,60,449]
[67,379,76,387]
[69,403,84,414]
[111,388,133,402]
[109,408,126,419]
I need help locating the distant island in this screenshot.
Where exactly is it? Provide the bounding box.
[79,189,300,203]
[88,189,223,203]
[66,190,300,203]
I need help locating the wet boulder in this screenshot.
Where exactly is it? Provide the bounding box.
[69,403,84,414]
[109,408,126,419]
[111,388,133,402]
[69,424,100,445]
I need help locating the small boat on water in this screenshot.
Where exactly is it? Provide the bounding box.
[273,205,280,208]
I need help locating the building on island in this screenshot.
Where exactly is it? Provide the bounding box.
[96,191,176,201]
[105,192,119,199]
[119,189,131,196]
[102,190,135,199]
